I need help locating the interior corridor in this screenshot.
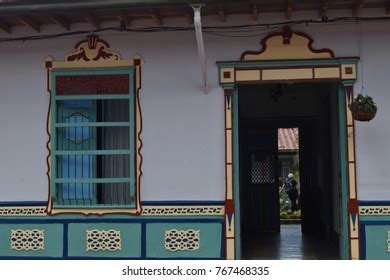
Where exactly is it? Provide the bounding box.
[241,224,339,260]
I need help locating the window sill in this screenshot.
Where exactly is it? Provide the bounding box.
[48,207,141,216]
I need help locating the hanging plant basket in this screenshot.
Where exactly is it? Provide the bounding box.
[351,110,377,122]
[348,94,378,122]
[352,111,376,122]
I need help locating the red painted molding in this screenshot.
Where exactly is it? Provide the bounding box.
[133,58,141,66]
[240,27,335,60]
[67,34,119,62]
[282,27,293,44]
[344,85,354,93]
[74,34,110,50]
[345,67,353,74]
[225,199,235,214]
[56,75,129,95]
[45,61,52,68]
[348,198,359,214]
[224,88,233,95]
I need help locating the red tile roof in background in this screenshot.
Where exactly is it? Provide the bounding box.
[278,128,299,151]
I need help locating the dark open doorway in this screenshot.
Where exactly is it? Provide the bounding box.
[239,82,341,259]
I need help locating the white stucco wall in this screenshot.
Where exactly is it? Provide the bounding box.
[0,9,388,201]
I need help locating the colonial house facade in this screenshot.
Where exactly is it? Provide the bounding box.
[0,0,389,260]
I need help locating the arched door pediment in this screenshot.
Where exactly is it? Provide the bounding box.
[218,27,358,85]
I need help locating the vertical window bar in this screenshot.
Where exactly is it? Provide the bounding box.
[90,117,92,205]
[114,103,117,205]
[81,114,85,205]
[123,100,127,205]
[109,100,113,205]
[73,154,76,204]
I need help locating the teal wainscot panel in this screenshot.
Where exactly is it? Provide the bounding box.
[0,223,63,257]
[146,223,223,259]
[67,223,141,258]
[363,224,390,260]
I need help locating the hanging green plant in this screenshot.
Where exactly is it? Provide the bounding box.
[348,93,377,122]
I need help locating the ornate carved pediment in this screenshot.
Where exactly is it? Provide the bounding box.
[66,35,120,62]
[241,27,335,61]
[44,34,144,69]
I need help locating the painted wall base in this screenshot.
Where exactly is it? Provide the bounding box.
[0,202,225,259]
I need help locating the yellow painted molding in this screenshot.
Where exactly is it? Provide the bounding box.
[314,67,341,79]
[262,68,313,81]
[348,163,357,199]
[236,70,261,82]
[226,238,235,260]
[226,165,233,200]
[350,239,360,260]
[49,208,140,215]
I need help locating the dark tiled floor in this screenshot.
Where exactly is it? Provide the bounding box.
[241,224,339,260]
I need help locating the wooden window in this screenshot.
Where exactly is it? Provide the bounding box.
[51,68,136,208]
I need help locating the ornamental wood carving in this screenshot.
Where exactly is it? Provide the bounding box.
[66,35,120,62]
[241,27,335,61]
[44,35,144,69]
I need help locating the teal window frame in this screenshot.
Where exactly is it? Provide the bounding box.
[50,67,136,209]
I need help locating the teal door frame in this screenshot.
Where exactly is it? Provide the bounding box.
[219,57,359,260]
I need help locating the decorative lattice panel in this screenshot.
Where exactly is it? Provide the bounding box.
[164,229,200,252]
[10,229,45,251]
[0,207,46,216]
[359,206,390,216]
[388,231,390,252]
[142,206,224,216]
[86,229,121,252]
[250,152,275,184]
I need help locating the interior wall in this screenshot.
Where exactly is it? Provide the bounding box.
[330,85,341,234]
[0,9,389,201]
[316,94,327,237]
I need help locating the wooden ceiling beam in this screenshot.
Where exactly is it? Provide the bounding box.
[252,4,259,21]
[19,16,40,33]
[386,1,390,15]
[320,1,328,18]
[0,20,11,34]
[83,13,100,29]
[286,1,293,20]
[150,8,162,26]
[184,8,193,25]
[116,10,131,28]
[353,0,366,16]
[218,5,226,22]
[51,15,70,31]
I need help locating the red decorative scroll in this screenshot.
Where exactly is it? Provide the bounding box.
[56,74,129,95]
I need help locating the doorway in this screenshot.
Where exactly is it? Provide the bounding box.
[239,82,341,259]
